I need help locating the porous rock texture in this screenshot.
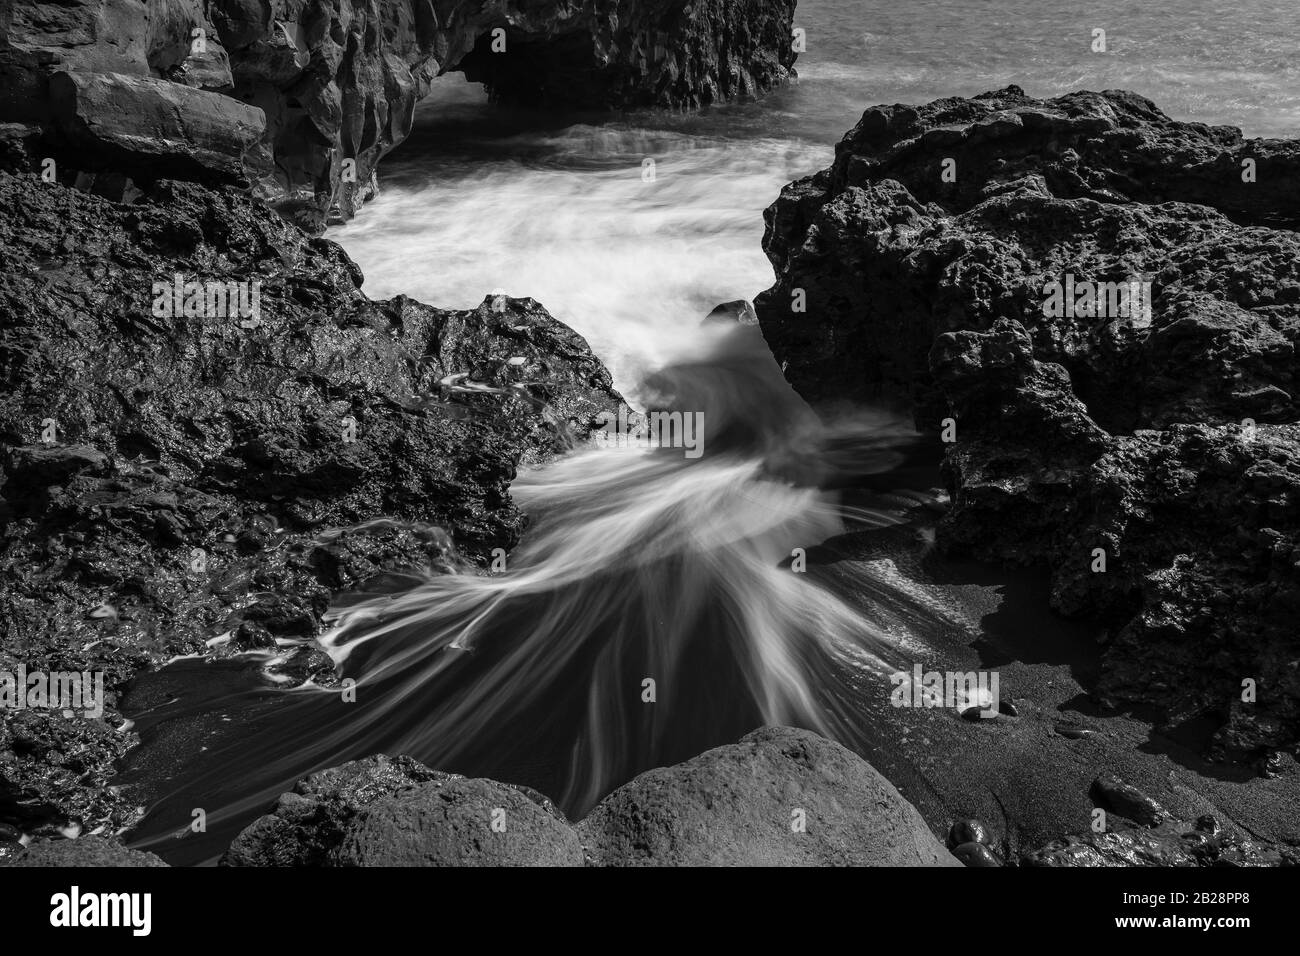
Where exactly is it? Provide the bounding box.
[2,833,169,867]
[219,729,956,866]
[755,87,1300,763]
[1022,775,1299,866]
[0,161,619,837]
[1,0,798,228]
[221,753,580,866]
[577,726,960,866]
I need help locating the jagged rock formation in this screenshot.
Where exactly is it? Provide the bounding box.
[1,0,798,229]
[0,164,619,835]
[756,87,1300,761]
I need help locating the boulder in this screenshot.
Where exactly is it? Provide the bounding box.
[577,726,960,866]
[49,70,268,185]
[4,835,168,867]
[223,754,450,866]
[225,753,581,866]
[333,777,583,867]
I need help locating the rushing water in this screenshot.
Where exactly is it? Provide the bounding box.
[332,0,1300,392]
[122,0,1300,861]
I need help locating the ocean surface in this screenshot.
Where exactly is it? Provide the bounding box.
[332,0,1300,394]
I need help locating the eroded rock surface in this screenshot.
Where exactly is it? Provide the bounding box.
[577,726,960,866]
[2,834,169,867]
[756,87,1300,761]
[2,1,798,227]
[220,729,956,867]
[0,167,618,836]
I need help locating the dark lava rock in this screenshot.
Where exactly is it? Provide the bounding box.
[0,171,619,836]
[576,726,960,866]
[3,835,168,867]
[332,777,583,867]
[223,754,574,866]
[1090,775,1167,827]
[2,1,798,228]
[948,818,992,849]
[704,299,760,326]
[755,87,1300,760]
[222,754,449,866]
[1260,751,1285,779]
[1022,822,1300,867]
[49,70,270,186]
[951,841,1000,867]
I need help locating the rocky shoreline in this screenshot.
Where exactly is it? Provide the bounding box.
[0,164,624,837]
[0,0,799,859]
[6,728,959,866]
[2,0,798,230]
[2,4,1297,868]
[756,86,1300,768]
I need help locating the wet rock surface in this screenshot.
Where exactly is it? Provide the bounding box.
[0,168,619,837]
[2,1,798,228]
[1023,781,1300,867]
[756,87,1300,762]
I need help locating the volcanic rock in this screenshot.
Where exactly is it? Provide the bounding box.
[49,70,270,186]
[3,835,169,867]
[1090,775,1166,827]
[0,170,619,836]
[576,726,960,866]
[1022,811,1300,867]
[221,730,956,867]
[224,754,446,866]
[2,1,799,228]
[755,87,1300,760]
[332,777,583,867]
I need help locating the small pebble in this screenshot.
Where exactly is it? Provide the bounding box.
[1194,814,1222,835]
[1055,723,1094,740]
[952,842,1001,867]
[1259,751,1284,779]
[1091,775,1166,827]
[948,818,991,849]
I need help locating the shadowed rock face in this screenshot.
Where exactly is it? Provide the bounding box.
[1,0,798,229]
[0,167,619,835]
[756,87,1300,762]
